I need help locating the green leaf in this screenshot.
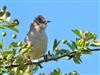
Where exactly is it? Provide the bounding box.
[66,42,75,51]
[1,24,19,33]
[67,57,73,60]
[0,67,3,74]
[68,71,78,75]
[55,49,70,55]
[68,70,79,75]
[81,50,92,55]
[33,65,38,73]
[0,42,2,49]
[86,32,93,40]
[1,24,15,28]
[8,27,19,33]
[9,42,18,48]
[73,52,82,64]
[84,32,97,41]
[53,39,61,50]
[76,38,80,46]
[90,44,100,47]
[85,42,89,47]
[53,39,57,50]
[0,26,5,29]
[92,34,96,40]
[90,40,100,47]
[72,29,82,38]
[23,66,33,75]
[72,41,77,49]
[73,57,80,64]
[14,56,24,65]
[50,69,61,75]
[76,55,82,63]
[1,38,4,49]
[3,50,16,57]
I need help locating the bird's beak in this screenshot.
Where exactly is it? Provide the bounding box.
[47,21,51,23]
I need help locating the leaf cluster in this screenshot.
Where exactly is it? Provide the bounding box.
[40,69,79,75]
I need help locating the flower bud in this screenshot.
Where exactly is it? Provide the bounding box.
[84,31,89,37]
[22,43,28,48]
[62,39,67,44]
[17,42,22,46]
[6,12,10,17]
[54,47,59,51]
[2,32,6,37]
[27,43,32,49]
[72,71,77,75]
[25,43,28,47]
[14,19,19,25]
[12,34,17,39]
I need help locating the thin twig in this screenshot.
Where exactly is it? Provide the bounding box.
[0,48,100,68]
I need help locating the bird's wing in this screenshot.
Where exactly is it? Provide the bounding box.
[24,32,30,42]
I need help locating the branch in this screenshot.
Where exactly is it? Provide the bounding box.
[1,48,100,68]
[89,48,100,51]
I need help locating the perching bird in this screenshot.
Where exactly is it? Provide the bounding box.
[23,15,50,60]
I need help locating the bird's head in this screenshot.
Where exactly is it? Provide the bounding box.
[31,15,50,32]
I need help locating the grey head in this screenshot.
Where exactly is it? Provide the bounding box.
[30,15,50,32]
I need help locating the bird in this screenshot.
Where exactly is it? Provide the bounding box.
[23,15,50,61]
[12,15,50,75]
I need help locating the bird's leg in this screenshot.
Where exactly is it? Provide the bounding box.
[42,51,52,61]
[42,54,49,62]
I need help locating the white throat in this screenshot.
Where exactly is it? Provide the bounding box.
[34,24,46,32]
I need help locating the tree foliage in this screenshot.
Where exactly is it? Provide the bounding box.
[0,6,100,75]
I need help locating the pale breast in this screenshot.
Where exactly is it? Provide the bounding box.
[25,30,47,59]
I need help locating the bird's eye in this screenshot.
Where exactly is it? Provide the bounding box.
[36,15,47,24]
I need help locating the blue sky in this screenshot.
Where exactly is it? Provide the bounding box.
[0,0,100,75]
